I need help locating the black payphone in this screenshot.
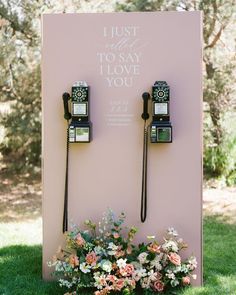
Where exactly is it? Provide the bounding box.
[63,81,92,143]
[140,81,172,223]
[62,81,92,232]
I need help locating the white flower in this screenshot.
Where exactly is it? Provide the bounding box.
[107,242,119,255]
[80,262,91,273]
[94,273,107,289]
[58,278,73,288]
[162,240,178,252]
[147,235,156,240]
[192,274,197,280]
[108,242,118,251]
[138,252,149,264]
[170,279,179,287]
[132,268,147,281]
[117,258,127,269]
[166,270,175,280]
[100,260,112,273]
[141,277,151,289]
[94,246,105,255]
[187,257,197,270]
[173,265,182,273]
[150,256,162,270]
[147,270,158,281]
[167,227,178,237]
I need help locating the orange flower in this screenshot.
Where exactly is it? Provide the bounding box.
[147,242,161,253]
[69,254,79,268]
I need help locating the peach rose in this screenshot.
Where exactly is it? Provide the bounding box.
[182,276,191,285]
[168,252,181,266]
[147,243,161,253]
[75,233,85,247]
[126,245,132,255]
[86,251,98,265]
[113,232,120,239]
[115,250,125,258]
[69,254,79,268]
[153,280,164,292]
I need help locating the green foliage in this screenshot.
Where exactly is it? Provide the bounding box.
[204,111,236,184]
[0,65,41,169]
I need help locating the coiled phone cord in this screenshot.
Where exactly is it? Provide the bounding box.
[63,122,69,233]
[141,120,148,222]
[141,92,150,223]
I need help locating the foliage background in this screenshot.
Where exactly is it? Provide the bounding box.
[0,0,235,184]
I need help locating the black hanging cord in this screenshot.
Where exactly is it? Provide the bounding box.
[63,122,69,233]
[141,120,149,222]
[62,92,71,233]
[141,92,150,223]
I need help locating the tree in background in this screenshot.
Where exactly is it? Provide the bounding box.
[117,0,236,184]
[0,0,235,184]
[0,1,43,170]
[0,0,116,171]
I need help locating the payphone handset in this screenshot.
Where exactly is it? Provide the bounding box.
[63,81,92,143]
[150,81,172,143]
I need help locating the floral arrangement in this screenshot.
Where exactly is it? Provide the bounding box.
[49,209,197,294]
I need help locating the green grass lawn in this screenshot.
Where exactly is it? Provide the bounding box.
[0,216,236,295]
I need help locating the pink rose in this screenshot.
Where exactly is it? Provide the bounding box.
[156,272,162,281]
[69,254,79,268]
[86,251,98,265]
[168,252,181,266]
[120,263,134,276]
[106,275,116,283]
[153,280,165,292]
[182,276,191,285]
[75,233,85,247]
[114,279,125,291]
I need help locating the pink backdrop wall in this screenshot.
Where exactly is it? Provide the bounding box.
[42,12,202,285]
